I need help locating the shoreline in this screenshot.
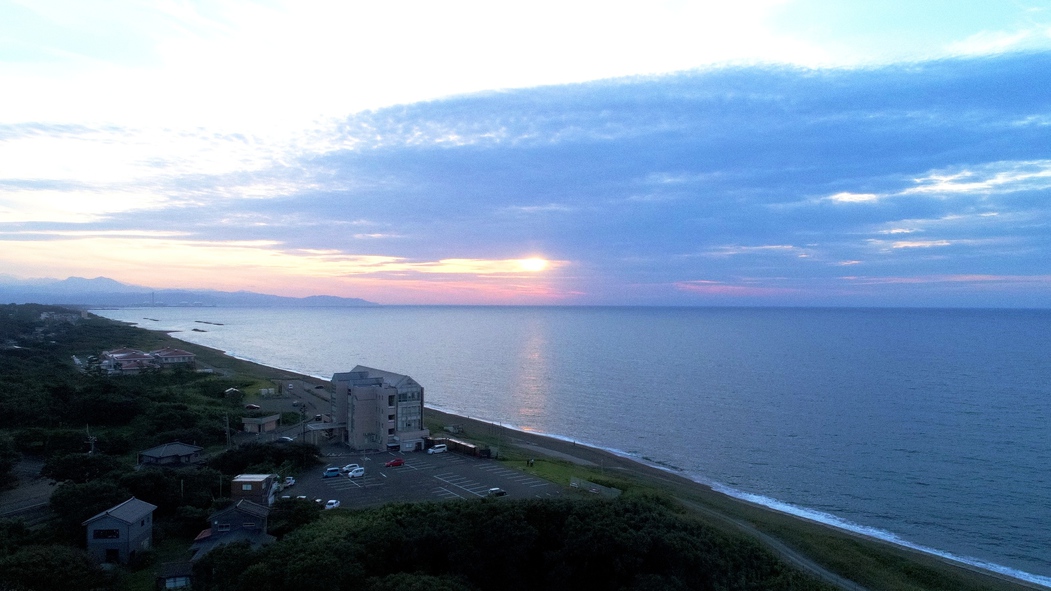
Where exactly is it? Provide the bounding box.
[121,318,1049,591]
[422,407,1050,591]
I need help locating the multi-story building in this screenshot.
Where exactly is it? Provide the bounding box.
[331,366,429,452]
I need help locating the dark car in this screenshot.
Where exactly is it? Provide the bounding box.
[384,458,404,467]
[244,403,260,410]
[486,487,507,497]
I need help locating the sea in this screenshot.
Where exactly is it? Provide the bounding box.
[91,306,1051,586]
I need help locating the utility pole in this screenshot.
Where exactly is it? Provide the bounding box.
[85,425,97,454]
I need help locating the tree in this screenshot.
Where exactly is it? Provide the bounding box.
[0,436,20,489]
[49,480,130,541]
[0,545,110,591]
[41,453,125,484]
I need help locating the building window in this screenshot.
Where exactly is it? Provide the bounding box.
[93,529,120,539]
[388,395,395,406]
[388,428,395,435]
[388,414,395,421]
[241,484,253,491]
[216,523,231,533]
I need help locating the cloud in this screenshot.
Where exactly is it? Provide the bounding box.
[3,51,1051,305]
[890,240,953,249]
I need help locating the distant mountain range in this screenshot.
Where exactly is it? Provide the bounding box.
[0,276,378,308]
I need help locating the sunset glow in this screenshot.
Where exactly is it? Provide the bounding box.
[2,2,1051,306]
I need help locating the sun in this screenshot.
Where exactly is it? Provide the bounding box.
[517,258,549,272]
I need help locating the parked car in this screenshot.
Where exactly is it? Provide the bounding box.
[486,487,507,497]
[244,403,260,410]
[347,467,365,478]
[340,463,361,473]
[277,436,295,443]
[314,414,323,421]
[283,476,295,487]
[384,458,404,467]
[324,499,340,510]
[322,467,341,478]
[427,444,448,454]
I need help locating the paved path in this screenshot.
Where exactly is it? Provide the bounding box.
[506,439,867,590]
[677,498,870,591]
[513,441,597,467]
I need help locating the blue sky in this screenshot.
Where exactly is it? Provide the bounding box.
[2,1,1051,305]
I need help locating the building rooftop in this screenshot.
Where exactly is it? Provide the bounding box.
[139,441,203,459]
[82,497,157,526]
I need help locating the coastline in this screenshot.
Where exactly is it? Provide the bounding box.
[420,406,1050,591]
[143,324,1048,591]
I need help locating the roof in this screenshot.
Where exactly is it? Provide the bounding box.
[234,499,270,518]
[208,498,270,523]
[150,347,195,357]
[156,562,194,579]
[334,366,420,390]
[190,528,275,561]
[232,474,276,483]
[139,441,203,459]
[82,497,157,526]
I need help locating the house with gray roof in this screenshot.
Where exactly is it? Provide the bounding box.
[82,497,157,564]
[189,499,274,561]
[137,441,204,467]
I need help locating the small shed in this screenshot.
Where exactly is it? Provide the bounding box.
[242,414,281,433]
[155,561,193,589]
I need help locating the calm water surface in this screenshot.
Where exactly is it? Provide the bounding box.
[93,306,1051,584]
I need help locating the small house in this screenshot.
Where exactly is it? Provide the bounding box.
[138,442,204,467]
[82,497,157,564]
[189,499,273,561]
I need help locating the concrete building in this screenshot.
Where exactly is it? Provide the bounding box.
[230,474,280,506]
[331,366,429,452]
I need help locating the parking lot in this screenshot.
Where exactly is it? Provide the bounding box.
[283,449,563,509]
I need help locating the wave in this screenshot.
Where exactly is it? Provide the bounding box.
[706,486,1051,589]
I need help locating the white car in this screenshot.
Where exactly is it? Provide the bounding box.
[340,463,361,473]
[347,467,365,478]
[427,444,448,454]
[324,499,340,510]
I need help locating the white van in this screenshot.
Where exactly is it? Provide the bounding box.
[427,444,448,454]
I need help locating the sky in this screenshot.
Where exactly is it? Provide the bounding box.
[2,1,1051,306]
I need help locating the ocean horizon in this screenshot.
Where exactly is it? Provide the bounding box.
[92,305,1051,586]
